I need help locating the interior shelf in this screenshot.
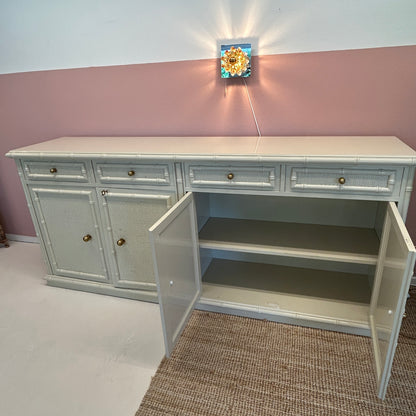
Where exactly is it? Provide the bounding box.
[199,217,380,265]
[200,258,371,325]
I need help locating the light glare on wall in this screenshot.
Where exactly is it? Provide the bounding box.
[221,43,251,78]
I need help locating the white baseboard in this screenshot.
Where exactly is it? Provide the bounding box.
[6,234,39,244]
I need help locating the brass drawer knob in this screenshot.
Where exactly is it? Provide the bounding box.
[117,238,126,246]
[128,170,135,176]
[338,177,346,185]
[227,173,234,180]
[50,167,57,174]
[83,234,92,242]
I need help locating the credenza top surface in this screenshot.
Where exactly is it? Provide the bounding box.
[6,136,416,164]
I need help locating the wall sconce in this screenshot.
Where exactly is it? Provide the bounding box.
[221,43,251,78]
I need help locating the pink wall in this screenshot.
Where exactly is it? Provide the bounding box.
[1,45,416,239]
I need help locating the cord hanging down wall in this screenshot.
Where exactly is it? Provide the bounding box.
[221,43,261,137]
[242,78,261,138]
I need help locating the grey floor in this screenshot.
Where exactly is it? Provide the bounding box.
[0,241,164,416]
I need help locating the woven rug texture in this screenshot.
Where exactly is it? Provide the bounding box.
[136,287,416,416]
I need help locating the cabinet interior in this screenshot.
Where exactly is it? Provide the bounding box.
[194,193,386,330]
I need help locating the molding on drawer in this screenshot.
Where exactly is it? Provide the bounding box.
[6,233,39,244]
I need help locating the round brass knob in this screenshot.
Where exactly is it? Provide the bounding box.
[227,173,234,180]
[128,170,135,176]
[83,234,92,242]
[50,168,57,174]
[117,238,126,246]
[338,177,346,185]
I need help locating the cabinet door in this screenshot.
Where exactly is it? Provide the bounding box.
[99,189,176,290]
[30,186,109,282]
[370,201,416,399]
[149,192,201,357]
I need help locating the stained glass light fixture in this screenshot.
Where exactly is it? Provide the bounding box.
[221,43,251,78]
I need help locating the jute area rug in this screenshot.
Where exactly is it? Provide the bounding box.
[136,288,416,416]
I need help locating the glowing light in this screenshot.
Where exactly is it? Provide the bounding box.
[221,44,251,78]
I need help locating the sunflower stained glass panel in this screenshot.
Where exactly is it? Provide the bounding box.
[221,43,251,78]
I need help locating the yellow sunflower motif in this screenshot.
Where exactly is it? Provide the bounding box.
[221,46,250,77]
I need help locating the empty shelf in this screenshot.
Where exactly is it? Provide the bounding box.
[202,258,372,304]
[200,258,371,326]
[199,218,380,265]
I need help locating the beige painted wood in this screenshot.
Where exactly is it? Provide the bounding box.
[199,218,380,265]
[287,166,402,197]
[29,186,109,283]
[46,274,158,302]
[204,248,373,276]
[6,136,259,157]
[99,189,176,290]
[7,135,416,399]
[200,241,378,266]
[203,258,371,303]
[95,162,174,186]
[256,136,416,158]
[206,193,381,228]
[186,164,278,190]
[149,192,201,357]
[23,160,92,182]
[200,258,371,327]
[7,136,416,163]
[369,202,416,399]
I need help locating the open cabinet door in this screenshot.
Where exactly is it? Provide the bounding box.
[149,192,201,357]
[369,202,416,399]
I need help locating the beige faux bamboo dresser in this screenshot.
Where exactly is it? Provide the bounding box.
[7,135,416,398]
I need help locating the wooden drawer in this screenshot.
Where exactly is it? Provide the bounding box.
[95,162,173,186]
[23,160,91,182]
[185,164,278,191]
[286,166,403,197]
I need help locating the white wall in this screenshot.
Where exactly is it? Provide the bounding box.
[1,0,416,74]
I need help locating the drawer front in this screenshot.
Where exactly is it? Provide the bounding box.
[23,160,91,182]
[95,163,174,186]
[287,166,403,197]
[186,164,278,191]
